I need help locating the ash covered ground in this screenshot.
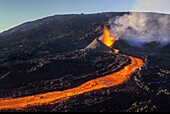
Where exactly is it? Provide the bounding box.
[0,12,170,112]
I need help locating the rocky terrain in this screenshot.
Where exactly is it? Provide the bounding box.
[0,12,170,112]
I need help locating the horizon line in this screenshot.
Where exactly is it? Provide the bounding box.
[0,11,170,33]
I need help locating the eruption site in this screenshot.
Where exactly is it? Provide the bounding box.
[0,26,144,111]
[110,12,170,46]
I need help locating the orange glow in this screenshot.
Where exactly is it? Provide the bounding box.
[115,49,119,54]
[103,26,115,47]
[0,26,143,111]
[0,56,143,111]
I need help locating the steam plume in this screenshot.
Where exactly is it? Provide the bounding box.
[133,0,170,14]
[109,12,170,46]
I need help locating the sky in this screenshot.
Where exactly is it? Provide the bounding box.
[0,0,170,33]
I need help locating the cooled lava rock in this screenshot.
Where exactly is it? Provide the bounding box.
[0,12,170,112]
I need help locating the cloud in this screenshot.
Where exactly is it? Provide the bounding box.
[108,0,170,46]
[109,12,170,46]
[133,0,170,14]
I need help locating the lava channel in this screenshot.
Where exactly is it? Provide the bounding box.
[0,56,143,111]
[0,26,144,111]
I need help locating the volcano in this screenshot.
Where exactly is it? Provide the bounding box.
[85,38,112,52]
[0,12,170,112]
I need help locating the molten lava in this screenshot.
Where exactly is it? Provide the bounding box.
[0,26,144,111]
[114,49,119,54]
[0,56,143,111]
[103,26,115,47]
[102,26,119,54]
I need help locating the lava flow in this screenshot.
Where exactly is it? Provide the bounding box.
[0,26,144,111]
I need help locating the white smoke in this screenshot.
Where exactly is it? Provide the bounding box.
[109,0,170,46]
[133,0,170,14]
[110,12,170,46]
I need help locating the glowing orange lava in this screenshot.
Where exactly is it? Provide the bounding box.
[114,49,119,54]
[103,26,115,47]
[0,56,143,111]
[0,26,144,111]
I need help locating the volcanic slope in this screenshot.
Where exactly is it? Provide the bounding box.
[0,55,143,111]
[0,12,127,98]
[0,12,170,112]
[0,24,144,111]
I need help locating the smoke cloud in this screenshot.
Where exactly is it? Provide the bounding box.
[133,0,170,14]
[109,0,170,46]
[109,12,170,46]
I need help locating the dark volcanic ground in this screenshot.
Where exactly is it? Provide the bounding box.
[0,12,170,112]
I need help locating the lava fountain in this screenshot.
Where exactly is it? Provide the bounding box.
[102,25,115,47]
[101,25,119,54]
[0,26,144,111]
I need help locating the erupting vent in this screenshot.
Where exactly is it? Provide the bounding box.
[0,25,144,111]
[86,25,119,54]
[102,25,115,47]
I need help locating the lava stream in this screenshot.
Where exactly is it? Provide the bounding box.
[0,56,143,111]
[0,26,144,111]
